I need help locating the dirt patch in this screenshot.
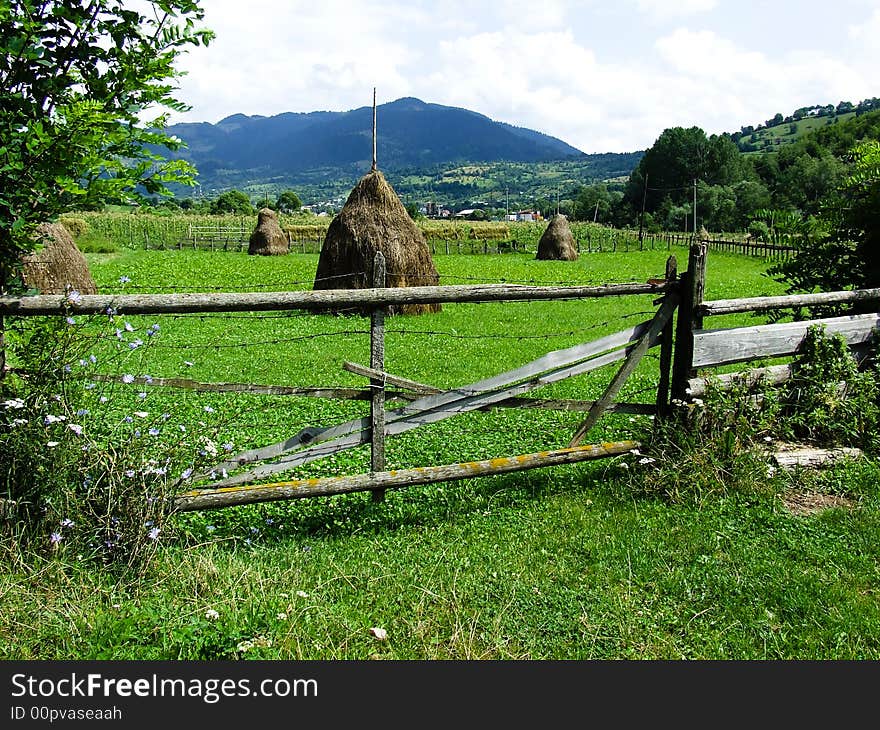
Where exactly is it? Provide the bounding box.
[781,490,855,516]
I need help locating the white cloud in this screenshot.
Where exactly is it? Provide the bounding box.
[636,0,717,19]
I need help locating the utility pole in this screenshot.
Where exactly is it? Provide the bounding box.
[593,200,599,223]
[505,187,509,220]
[638,173,648,248]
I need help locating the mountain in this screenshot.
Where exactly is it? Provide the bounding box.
[164,97,590,196]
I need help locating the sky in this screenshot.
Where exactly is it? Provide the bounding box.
[165,0,880,154]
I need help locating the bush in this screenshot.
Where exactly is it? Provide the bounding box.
[0,305,226,571]
[58,216,89,238]
[621,325,879,502]
[780,325,880,451]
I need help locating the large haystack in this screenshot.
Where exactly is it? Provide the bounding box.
[248,208,289,255]
[313,169,440,315]
[536,214,579,261]
[21,222,97,295]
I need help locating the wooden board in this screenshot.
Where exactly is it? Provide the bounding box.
[174,441,642,511]
[692,313,880,368]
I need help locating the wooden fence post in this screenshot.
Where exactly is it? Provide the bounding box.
[370,251,387,502]
[670,242,707,403]
[655,255,678,416]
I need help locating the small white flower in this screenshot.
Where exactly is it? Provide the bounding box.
[276,612,288,621]
[2,398,25,409]
[296,590,309,599]
[638,457,655,465]
[67,423,83,435]
[369,627,388,641]
[133,411,149,418]
[205,609,219,620]
[47,441,60,447]
[122,374,135,384]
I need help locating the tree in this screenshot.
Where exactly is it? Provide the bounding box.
[275,190,302,213]
[0,0,213,290]
[770,142,880,299]
[210,190,254,215]
[621,127,745,223]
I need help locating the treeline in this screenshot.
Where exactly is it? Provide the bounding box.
[731,97,880,149]
[563,109,880,239]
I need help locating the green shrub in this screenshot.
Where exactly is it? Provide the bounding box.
[780,325,880,451]
[0,305,224,571]
[58,216,89,238]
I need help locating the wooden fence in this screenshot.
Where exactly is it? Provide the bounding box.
[2,243,878,512]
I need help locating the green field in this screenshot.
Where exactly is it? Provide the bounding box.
[3,245,879,660]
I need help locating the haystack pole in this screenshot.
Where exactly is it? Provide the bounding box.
[313,89,440,315]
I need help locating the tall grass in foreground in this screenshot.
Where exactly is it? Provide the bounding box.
[2,247,878,659]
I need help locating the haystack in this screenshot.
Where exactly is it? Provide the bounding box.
[21,222,97,295]
[248,207,288,255]
[536,214,579,261]
[313,169,440,315]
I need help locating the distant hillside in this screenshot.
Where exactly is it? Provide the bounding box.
[731,97,880,154]
[165,97,589,196]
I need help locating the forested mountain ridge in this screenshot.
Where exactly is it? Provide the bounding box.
[165,97,585,189]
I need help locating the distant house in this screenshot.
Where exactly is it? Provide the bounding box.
[455,209,476,218]
[514,210,539,221]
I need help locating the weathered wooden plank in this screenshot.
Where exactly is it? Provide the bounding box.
[173,440,642,511]
[687,364,793,397]
[687,346,871,397]
[701,288,880,316]
[692,313,880,368]
[655,256,677,414]
[370,251,386,501]
[670,243,707,400]
[0,281,672,317]
[772,445,863,469]
[343,361,439,395]
[85,373,382,399]
[568,292,677,446]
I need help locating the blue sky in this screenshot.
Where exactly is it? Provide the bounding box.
[167,0,880,153]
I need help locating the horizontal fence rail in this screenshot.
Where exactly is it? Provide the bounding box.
[700,288,880,316]
[0,281,672,317]
[173,441,642,511]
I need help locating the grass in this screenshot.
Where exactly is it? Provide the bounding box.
[3,244,878,660]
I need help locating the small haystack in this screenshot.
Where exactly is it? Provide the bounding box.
[248,207,289,255]
[313,169,440,315]
[21,222,97,295]
[536,214,579,261]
